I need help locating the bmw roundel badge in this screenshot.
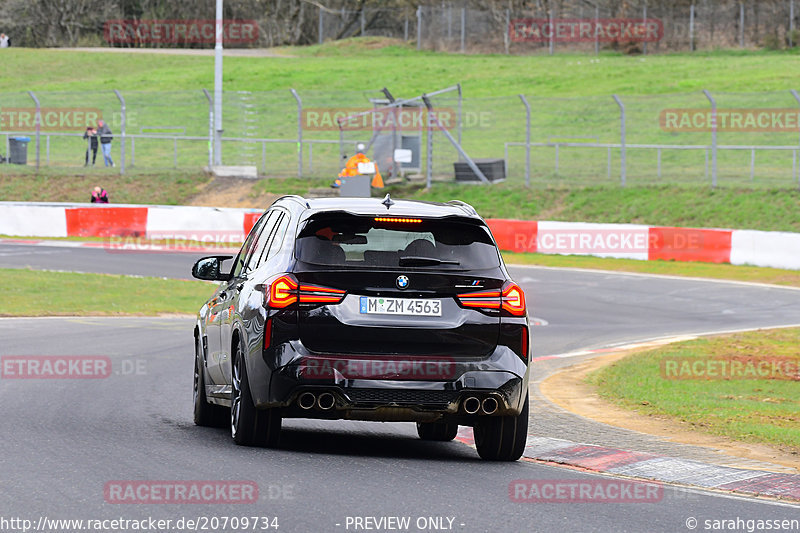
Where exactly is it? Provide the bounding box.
[396,275,409,290]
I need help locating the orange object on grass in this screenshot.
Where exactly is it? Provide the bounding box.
[338,153,383,188]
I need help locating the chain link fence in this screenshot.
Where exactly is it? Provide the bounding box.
[3,88,800,188]
[312,1,798,54]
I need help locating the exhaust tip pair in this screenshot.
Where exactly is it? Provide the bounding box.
[463,395,498,415]
[298,391,335,411]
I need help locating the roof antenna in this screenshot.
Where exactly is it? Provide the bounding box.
[381,193,394,209]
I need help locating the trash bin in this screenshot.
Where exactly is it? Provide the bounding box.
[9,137,30,165]
[339,175,372,198]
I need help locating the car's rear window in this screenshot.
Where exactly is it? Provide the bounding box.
[295,213,500,270]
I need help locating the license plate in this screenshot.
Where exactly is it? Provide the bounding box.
[359,297,441,316]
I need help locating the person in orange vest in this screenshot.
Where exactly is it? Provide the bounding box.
[332,143,384,189]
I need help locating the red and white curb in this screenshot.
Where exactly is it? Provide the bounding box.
[3,201,800,270]
[454,432,800,502]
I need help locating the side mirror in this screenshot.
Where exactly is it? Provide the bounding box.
[192,255,233,281]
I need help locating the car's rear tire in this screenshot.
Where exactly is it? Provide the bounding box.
[416,421,459,441]
[473,394,529,461]
[193,336,227,428]
[231,340,281,447]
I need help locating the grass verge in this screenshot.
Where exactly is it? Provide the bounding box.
[3,45,799,95]
[0,169,211,205]
[4,175,800,233]
[587,328,800,451]
[0,268,214,316]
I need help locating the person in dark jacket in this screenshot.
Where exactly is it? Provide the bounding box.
[96,120,114,167]
[83,127,98,166]
[91,186,109,203]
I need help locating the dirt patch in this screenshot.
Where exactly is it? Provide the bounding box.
[187,176,278,208]
[541,349,800,473]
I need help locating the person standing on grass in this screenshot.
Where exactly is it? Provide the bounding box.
[97,119,114,167]
[83,126,98,166]
[91,186,109,203]
[0,34,9,48]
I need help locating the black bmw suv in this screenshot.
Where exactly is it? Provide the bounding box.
[192,195,530,461]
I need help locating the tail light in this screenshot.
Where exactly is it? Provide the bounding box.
[268,275,299,308]
[501,282,526,316]
[521,326,529,361]
[457,281,526,317]
[265,274,346,309]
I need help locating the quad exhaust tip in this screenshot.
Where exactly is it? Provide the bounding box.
[317,392,336,410]
[463,396,481,415]
[298,392,316,410]
[481,397,498,415]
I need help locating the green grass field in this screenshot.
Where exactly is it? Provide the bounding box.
[3,42,800,185]
[587,328,800,451]
[0,268,214,316]
[3,43,797,95]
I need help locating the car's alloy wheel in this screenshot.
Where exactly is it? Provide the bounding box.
[193,336,227,427]
[231,340,281,447]
[416,421,459,441]
[473,394,529,461]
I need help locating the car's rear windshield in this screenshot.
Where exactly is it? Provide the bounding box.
[295,213,500,270]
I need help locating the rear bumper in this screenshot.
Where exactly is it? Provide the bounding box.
[249,340,529,423]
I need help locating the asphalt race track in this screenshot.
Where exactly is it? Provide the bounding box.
[1,242,799,532]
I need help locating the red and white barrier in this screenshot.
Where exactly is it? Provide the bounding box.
[1,201,800,271]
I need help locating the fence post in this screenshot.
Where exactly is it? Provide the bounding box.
[27,91,41,170]
[318,7,324,44]
[417,6,422,50]
[791,89,800,187]
[791,0,795,48]
[447,5,452,41]
[425,99,433,188]
[113,89,126,174]
[642,2,648,55]
[202,89,214,168]
[612,94,626,187]
[549,9,555,55]
[739,2,745,47]
[456,83,463,150]
[290,89,303,178]
[519,94,531,186]
[460,8,466,52]
[214,0,223,166]
[703,89,718,188]
[504,9,510,54]
[360,8,365,36]
[404,12,409,42]
[595,6,599,55]
[689,3,695,51]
